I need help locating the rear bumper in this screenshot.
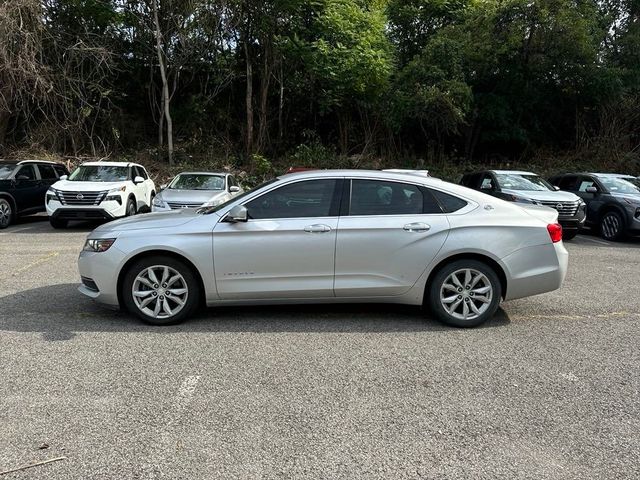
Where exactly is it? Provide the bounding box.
[501,241,568,301]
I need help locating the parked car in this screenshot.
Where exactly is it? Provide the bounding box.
[0,159,69,229]
[151,172,242,212]
[549,172,640,241]
[78,170,568,328]
[597,173,640,189]
[460,170,586,239]
[46,161,155,228]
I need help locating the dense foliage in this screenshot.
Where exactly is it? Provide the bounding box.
[1,0,639,171]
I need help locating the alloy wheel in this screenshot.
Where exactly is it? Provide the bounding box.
[0,200,11,228]
[439,268,493,321]
[601,213,621,240]
[132,265,189,319]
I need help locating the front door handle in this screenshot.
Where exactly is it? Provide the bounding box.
[403,222,431,233]
[304,224,331,233]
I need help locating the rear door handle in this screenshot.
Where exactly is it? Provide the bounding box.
[403,222,431,233]
[304,224,331,233]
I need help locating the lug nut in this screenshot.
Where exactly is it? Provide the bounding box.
[153,284,159,289]
[159,295,164,300]
[457,287,463,292]
[162,283,167,288]
[457,295,462,299]
[152,292,157,297]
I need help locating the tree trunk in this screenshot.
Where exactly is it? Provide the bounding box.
[244,40,254,163]
[278,61,284,141]
[0,111,10,150]
[257,43,271,153]
[152,0,173,166]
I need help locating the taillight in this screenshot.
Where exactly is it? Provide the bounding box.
[547,223,562,243]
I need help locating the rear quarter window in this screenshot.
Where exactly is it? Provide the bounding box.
[431,189,468,213]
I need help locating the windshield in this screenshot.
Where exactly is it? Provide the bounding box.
[170,174,225,190]
[496,173,553,191]
[0,163,16,179]
[69,165,129,182]
[598,176,640,194]
[198,179,277,214]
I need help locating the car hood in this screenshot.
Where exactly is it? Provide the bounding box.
[93,209,200,233]
[51,180,129,192]
[502,188,580,202]
[611,192,640,201]
[158,189,226,204]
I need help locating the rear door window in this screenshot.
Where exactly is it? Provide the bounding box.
[431,189,468,213]
[558,176,578,191]
[38,164,57,180]
[350,180,436,215]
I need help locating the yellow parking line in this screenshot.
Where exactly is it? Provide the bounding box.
[11,251,60,276]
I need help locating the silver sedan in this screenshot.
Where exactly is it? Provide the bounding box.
[78,170,568,327]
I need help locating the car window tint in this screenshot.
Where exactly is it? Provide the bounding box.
[558,176,577,190]
[431,189,468,213]
[578,179,596,192]
[53,165,68,177]
[38,164,57,180]
[246,179,337,219]
[136,166,148,179]
[480,175,494,190]
[17,165,36,180]
[350,180,426,215]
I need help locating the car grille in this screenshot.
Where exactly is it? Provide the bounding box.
[539,200,580,217]
[167,201,203,209]
[58,190,108,206]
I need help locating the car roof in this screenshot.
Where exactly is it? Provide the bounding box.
[278,169,484,202]
[488,170,537,175]
[175,171,228,176]
[0,159,63,165]
[81,161,141,167]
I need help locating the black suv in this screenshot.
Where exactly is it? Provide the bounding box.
[0,160,70,229]
[549,172,640,241]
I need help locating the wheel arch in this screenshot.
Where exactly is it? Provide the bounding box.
[116,249,207,309]
[424,253,508,303]
[0,192,18,213]
[598,203,627,223]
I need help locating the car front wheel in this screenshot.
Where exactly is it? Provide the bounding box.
[427,260,502,328]
[126,197,137,217]
[122,256,201,325]
[0,198,13,229]
[600,211,625,241]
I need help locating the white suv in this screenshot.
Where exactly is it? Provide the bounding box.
[46,162,155,228]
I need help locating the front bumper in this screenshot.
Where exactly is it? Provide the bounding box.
[47,199,127,221]
[558,208,586,232]
[77,246,127,308]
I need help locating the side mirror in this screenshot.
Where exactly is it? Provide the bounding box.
[480,184,493,191]
[553,185,560,191]
[225,204,248,223]
[229,185,240,193]
[585,186,598,194]
[134,176,144,184]
[160,183,167,190]
[59,174,68,181]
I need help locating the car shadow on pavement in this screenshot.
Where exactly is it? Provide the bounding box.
[0,283,511,339]
[7,214,101,233]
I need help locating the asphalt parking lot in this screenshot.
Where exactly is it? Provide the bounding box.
[1,216,639,479]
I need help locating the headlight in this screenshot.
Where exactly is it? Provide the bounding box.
[508,194,538,205]
[202,198,222,207]
[152,196,166,207]
[83,238,116,252]
[108,186,126,194]
[46,189,58,203]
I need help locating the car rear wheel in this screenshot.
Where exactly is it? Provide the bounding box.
[122,256,200,325]
[49,217,68,229]
[0,198,13,229]
[427,260,502,328]
[600,211,625,241]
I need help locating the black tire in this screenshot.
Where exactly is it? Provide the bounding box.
[0,198,13,229]
[600,210,625,241]
[121,255,201,326]
[126,197,137,217]
[49,217,68,229]
[427,259,502,328]
[563,230,578,240]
